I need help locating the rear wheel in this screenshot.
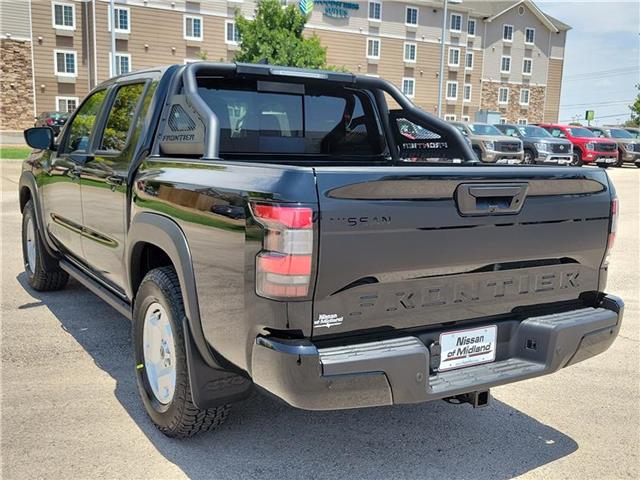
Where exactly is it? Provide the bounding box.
[21,200,68,291]
[133,267,230,438]
[571,150,583,167]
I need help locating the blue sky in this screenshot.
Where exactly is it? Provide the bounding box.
[537,0,639,125]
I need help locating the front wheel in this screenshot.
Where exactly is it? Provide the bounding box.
[523,149,535,164]
[133,267,230,438]
[21,200,68,291]
[571,150,583,167]
[615,150,624,167]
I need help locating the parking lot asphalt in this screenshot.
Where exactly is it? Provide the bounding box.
[1,160,638,480]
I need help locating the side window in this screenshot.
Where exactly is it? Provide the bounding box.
[551,128,564,138]
[505,127,518,137]
[62,89,107,154]
[100,83,146,152]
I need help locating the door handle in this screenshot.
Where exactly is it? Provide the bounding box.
[456,183,529,216]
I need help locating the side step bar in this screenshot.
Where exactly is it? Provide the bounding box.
[59,260,131,320]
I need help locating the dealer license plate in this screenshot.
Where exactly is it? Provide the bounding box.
[598,157,616,163]
[438,325,497,372]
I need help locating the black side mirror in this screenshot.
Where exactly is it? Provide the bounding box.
[24,127,55,151]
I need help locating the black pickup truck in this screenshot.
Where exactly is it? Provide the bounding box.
[20,63,623,438]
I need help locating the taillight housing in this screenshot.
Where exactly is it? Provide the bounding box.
[251,203,314,299]
[605,196,618,261]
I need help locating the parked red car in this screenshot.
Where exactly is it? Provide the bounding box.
[538,124,618,167]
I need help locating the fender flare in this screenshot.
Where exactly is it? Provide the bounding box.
[18,171,59,259]
[126,212,253,408]
[126,212,214,367]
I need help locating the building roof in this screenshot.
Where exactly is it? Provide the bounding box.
[485,1,571,32]
[451,0,571,32]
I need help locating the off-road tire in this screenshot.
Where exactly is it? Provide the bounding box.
[21,200,68,291]
[133,266,230,438]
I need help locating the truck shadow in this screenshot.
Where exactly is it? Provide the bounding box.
[18,274,578,480]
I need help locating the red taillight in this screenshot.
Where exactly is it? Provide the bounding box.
[257,253,312,276]
[252,204,313,229]
[252,203,314,299]
[46,118,54,125]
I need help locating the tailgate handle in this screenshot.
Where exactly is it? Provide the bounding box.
[457,183,529,216]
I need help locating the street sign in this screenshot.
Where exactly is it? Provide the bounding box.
[585,110,595,121]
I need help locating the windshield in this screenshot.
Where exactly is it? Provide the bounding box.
[567,127,596,138]
[518,126,551,137]
[609,129,633,139]
[468,124,503,136]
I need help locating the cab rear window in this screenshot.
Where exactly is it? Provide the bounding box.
[195,79,386,157]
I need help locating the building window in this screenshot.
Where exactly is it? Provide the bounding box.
[446,81,458,100]
[465,51,473,69]
[525,27,535,44]
[110,52,131,76]
[498,87,509,104]
[368,1,381,21]
[402,78,415,98]
[463,84,472,102]
[450,13,462,32]
[52,2,75,30]
[467,18,476,36]
[184,15,203,41]
[448,47,460,67]
[108,7,130,33]
[54,50,77,77]
[523,58,532,75]
[518,118,528,125]
[444,114,456,121]
[404,42,417,62]
[56,96,78,112]
[366,38,380,59]
[405,7,418,26]
[520,89,530,106]
[503,24,514,41]
[225,20,240,44]
[500,118,507,124]
[462,115,470,122]
[500,55,511,74]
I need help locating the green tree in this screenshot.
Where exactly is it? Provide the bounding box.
[234,0,327,69]
[627,84,640,127]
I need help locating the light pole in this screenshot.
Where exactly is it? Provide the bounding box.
[437,0,462,118]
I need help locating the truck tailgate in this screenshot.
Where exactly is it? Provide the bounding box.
[311,166,612,337]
